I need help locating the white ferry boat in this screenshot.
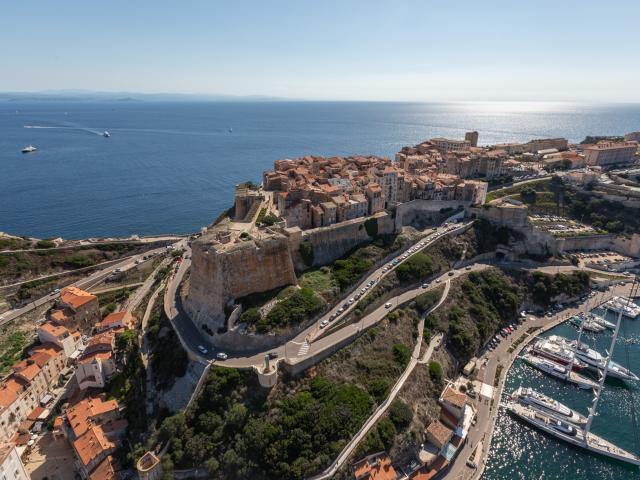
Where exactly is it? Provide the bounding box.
[521,350,598,390]
[510,386,587,426]
[21,145,37,153]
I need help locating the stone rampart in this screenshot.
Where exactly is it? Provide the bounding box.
[185,232,297,332]
[291,212,395,269]
[395,199,469,231]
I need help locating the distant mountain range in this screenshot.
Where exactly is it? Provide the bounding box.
[0,90,287,102]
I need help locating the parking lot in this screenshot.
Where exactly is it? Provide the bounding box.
[529,214,597,236]
[569,249,637,271]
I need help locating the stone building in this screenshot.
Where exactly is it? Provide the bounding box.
[51,287,100,334]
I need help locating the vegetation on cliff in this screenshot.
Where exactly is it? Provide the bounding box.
[428,268,523,362]
[528,270,590,305]
[240,287,325,334]
[159,309,419,480]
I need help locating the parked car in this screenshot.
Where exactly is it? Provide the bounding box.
[385,302,393,309]
[216,352,228,360]
[320,320,329,329]
[422,283,429,288]
[197,345,208,355]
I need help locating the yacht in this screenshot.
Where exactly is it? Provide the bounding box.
[571,315,606,332]
[604,296,640,319]
[21,145,37,153]
[548,335,639,381]
[530,339,587,371]
[510,386,587,426]
[103,131,110,138]
[505,401,640,466]
[588,313,615,330]
[521,350,598,390]
[506,310,640,467]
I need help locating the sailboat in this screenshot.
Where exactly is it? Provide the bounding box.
[506,293,640,466]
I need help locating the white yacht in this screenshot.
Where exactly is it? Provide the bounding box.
[505,402,640,466]
[588,313,615,330]
[21,145,37,153]
[604,296,640,319]
[530,339,587,371]
[571,315,606,332]
[103,131,110,138]
[507,310,640,467]
[510,386,587,426]
[521,350,598,390]
[548,335,638,381]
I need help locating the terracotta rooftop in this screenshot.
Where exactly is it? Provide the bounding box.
[39,321,70,338]
[72,426,115,467]
[97,311,133,330]
[426,420,453,447]
[89,455,119,480]
[60,287,97,310]
[441,385,467,410]
[67,395,120,437]
[51,309,70,323]
[0,377,26,409]
[353,452,397,480]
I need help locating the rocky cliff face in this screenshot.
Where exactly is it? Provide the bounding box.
[185,232,297,332]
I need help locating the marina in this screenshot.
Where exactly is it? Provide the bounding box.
[483,297,640,480]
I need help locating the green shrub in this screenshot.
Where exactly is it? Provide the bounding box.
[395,253,435,283]
[389,399,413,428]
[240,307,262,324]
[256,287,323,332]
[36,239,55,249]
[392,344,411,367]
[415,289,441,313]
[429,361,443,386]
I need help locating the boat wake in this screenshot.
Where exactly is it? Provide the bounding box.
[24,125,105,136]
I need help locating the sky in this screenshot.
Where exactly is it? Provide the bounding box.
[2,0,639,102]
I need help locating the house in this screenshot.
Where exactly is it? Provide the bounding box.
[72,426,116,479]
[439,385,467,420]
[425,420,453,451]
[54,287,101,333]
[38,321,82,357]
[0,442,29,480]
[75,332,116,390]
[0,344,66,442]
[64,395,122,439]
[96,311,134,333]
[353,451,397,480]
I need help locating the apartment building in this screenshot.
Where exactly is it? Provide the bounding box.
[584,141,638,166]
[75,332,116,391]
[51,287,101,333]
[0,344,66,442]
[0,443,29,480]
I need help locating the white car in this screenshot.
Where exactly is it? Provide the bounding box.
[216,352,228,360]
[421,283,428,288]
[320,320,329,329]
[197,345,208,355]
[348,298,355,304]
[385,302,393,309]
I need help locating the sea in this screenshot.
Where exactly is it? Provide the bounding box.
[482,302,640,480]
[1,100,640,239]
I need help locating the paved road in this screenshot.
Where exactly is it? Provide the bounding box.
[443,281,636,480]
[164,221,475,366]
[0,243,180,327]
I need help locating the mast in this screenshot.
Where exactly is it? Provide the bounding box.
[584,303,624,437]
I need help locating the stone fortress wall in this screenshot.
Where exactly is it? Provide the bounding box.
[186,231,297,332]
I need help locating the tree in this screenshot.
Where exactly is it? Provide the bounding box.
[389,400,413,428]
[299,241,314,267]
[392,344,411,366]
[429,361,443,387]
[395,253,435,283]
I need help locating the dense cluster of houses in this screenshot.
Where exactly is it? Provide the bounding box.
[0,286,135,480]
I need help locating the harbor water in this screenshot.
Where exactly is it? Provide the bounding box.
[482,301,640,479]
